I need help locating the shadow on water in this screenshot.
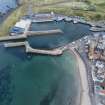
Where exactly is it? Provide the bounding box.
[4,46,32,61]
[39,70,67,105]
[40,79,59,105]
[39,71,74,105]
[0,65,13,105]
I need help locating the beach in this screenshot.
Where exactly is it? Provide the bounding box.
[68,46,91,105]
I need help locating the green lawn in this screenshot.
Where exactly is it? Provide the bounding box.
[88,0,105,4]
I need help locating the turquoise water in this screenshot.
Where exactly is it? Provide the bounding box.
[0,21,91,105]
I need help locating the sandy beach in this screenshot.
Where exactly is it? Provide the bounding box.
[68,47,91,105]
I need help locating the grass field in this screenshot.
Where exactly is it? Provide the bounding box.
[0,0,105,36]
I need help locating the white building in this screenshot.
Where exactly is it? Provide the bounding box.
[15,19,31,29]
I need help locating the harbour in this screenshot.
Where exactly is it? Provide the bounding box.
[0,13,95,105]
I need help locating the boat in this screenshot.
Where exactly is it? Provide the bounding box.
[73,19,78,24]
[65,17,72,22]
[56,16,64,21]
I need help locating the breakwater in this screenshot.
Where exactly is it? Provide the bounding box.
[26,29,63,36]
[4,41,64,55]
[0,29,63,42]
[0,35,26,42]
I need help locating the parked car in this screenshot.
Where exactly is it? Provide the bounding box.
[10,27,25,35]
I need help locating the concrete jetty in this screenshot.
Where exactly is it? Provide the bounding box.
[25,42,62,55]
[4,42,26,47]
[32,19,55,23]
[26,29,63,36]
[32,13,56,23]
[84,21,96,27]
[0,35,26,42]
[4,41,63,55]
[0,29,63,42]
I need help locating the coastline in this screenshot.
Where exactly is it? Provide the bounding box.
[68,50,82,105]
[68,47,91,105]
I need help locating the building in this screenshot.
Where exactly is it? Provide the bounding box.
[10,19,31,35]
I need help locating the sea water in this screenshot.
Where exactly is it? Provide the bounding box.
[0,20,91,105]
